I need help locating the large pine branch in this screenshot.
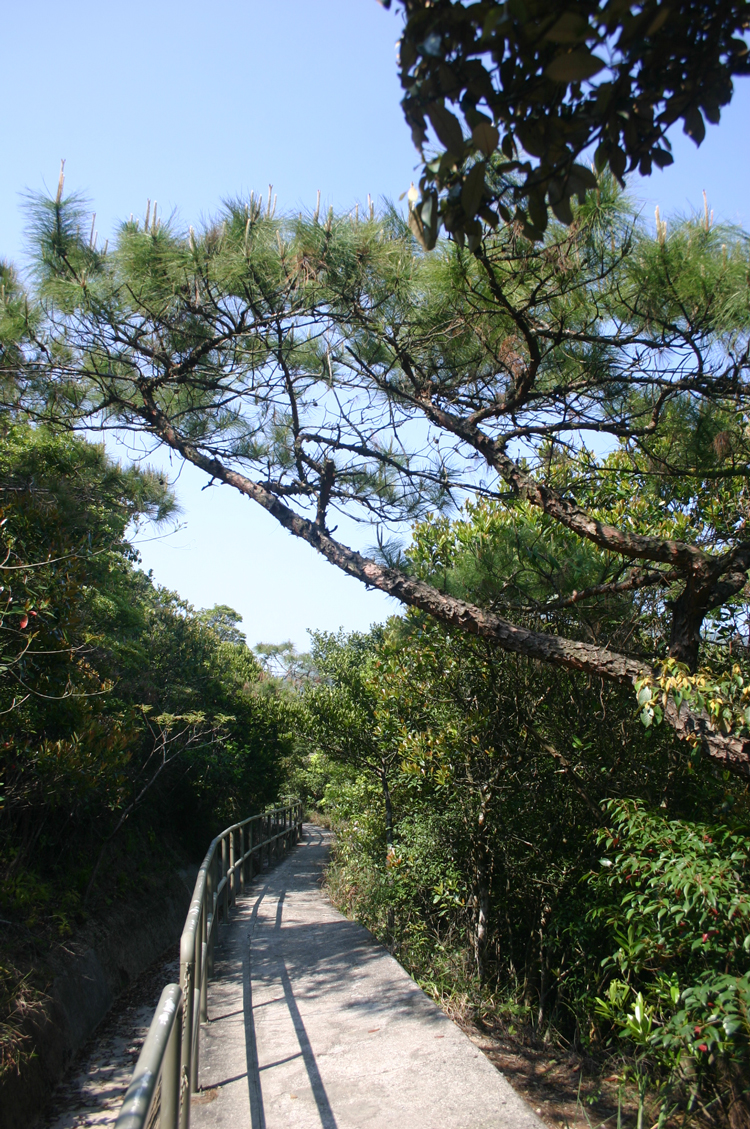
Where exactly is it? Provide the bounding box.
[138,392,750,780]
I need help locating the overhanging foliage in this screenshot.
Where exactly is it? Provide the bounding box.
[380,0,750,243]
[4,176,750,772]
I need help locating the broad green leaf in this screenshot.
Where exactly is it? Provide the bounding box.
[461,162,487,219]
[471,122,499,157]
[545,49,606,83]
[427,103,465,156]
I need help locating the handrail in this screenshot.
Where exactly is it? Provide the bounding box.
[116,984,183,1129]
[114,801,304,1129]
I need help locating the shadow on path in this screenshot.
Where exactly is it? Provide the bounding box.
[195,824,544,1129]
[273,888,338,1129]
[243,881,269,1129]
[242,827,338,1128]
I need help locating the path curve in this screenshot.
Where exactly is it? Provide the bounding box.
[193,825,545,1129]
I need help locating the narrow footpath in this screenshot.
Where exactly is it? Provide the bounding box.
[193,825,545,1129]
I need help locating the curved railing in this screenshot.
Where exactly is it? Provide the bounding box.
[114,802,303,1129]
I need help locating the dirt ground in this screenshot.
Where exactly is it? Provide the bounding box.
[459,1015,639,1129]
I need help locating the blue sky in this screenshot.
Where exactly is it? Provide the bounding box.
[2,1,749,649]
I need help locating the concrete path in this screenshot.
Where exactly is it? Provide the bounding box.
[192,825,545,1129]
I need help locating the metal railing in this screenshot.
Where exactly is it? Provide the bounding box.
[114,801,304,1129]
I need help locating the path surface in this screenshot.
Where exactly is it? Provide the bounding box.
[192,825,545,1129]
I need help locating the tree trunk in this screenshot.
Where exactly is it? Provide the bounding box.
[668,579,709,671]
[474,860,490,979]
[381,767,395,935]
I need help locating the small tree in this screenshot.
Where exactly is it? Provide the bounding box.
[303,630,400,859]
[197,604,246,645]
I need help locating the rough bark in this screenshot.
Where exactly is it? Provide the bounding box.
[668,555,750,670]
[669,580,712,671]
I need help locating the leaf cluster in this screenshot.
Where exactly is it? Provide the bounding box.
[591,799,750,1066]
[382,0,750,242]
[0,424,293,939]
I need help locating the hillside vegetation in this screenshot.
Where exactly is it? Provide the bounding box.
[0,422,294,1080]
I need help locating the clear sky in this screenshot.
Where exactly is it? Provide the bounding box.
[2,2,749,649]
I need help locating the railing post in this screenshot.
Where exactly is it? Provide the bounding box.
[180,938,194,1118]
[212,853,219,970]
[193,906,202,1036]
[200,897,208,1024]
[161,992,182,1129]
[207,858,215,980]
[221,835,229,922]
[239,825,245,895]
[200,941,209,1025]
[229,830,235,908]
